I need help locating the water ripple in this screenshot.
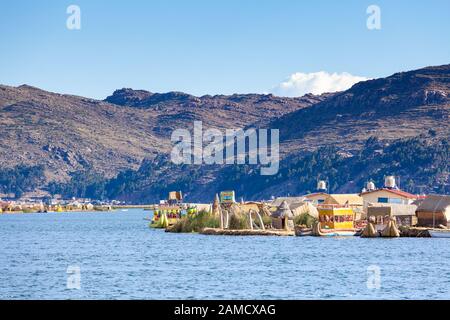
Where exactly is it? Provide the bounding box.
[0,210,449,299]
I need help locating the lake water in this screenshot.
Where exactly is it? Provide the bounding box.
[1,209,449,300]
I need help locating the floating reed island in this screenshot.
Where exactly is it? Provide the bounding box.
[0,201,113,214]
[200,228,295,236]
[149,185,450,238]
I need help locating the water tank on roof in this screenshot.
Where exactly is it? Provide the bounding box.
[317,180,327,192]
[366,181,376,191]
[384,176,396,189]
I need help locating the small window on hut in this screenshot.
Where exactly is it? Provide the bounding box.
[378,197,388,203]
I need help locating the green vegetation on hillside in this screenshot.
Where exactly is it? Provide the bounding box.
[216,135,449,197]
[41,135,449,202]
[0,165,45,198]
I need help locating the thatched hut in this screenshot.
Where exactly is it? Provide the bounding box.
[270,197,318,218]
[323,194,363,208]
[290,201,319,219]
[271,201,294,231]
[212,194,221,217]
[271,197,306,207]
[416,195,450,227]
[367,203,418,228]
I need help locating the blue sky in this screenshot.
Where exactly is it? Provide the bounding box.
[0,0,449,99]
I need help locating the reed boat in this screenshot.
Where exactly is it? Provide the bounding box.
[295,227,313,236]
[150,207,181,228]
[317,229,358,237]
[149,191,198,228]
[149,205,199,228]
[295,225,358,237]
[295,206,359,237]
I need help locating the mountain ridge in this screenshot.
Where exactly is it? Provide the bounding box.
[271,64,450,155]
[0,64,449,201]
[0,82,325,197]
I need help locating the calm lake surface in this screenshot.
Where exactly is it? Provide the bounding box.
[1,209,449,300]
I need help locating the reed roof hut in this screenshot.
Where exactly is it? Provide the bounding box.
[416,195,450,227]
[271,201,294,230]
[271,197,306,207]
[290,201,319,219]
[270,197,318,218]
[367,203,418,227]
[212,193,221,217]
[323,194,363,207]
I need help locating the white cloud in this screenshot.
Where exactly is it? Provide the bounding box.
[271,71,368,97]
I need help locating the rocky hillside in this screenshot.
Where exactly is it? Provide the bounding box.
[0,85,167,183]
[105,88,330,137]
[0,64,448,201]
[47,134,449,203]
[272,64,450,155]
[103,64,450,202]
[0,84,324,197]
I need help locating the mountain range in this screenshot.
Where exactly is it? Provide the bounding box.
[0,64,448,202]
